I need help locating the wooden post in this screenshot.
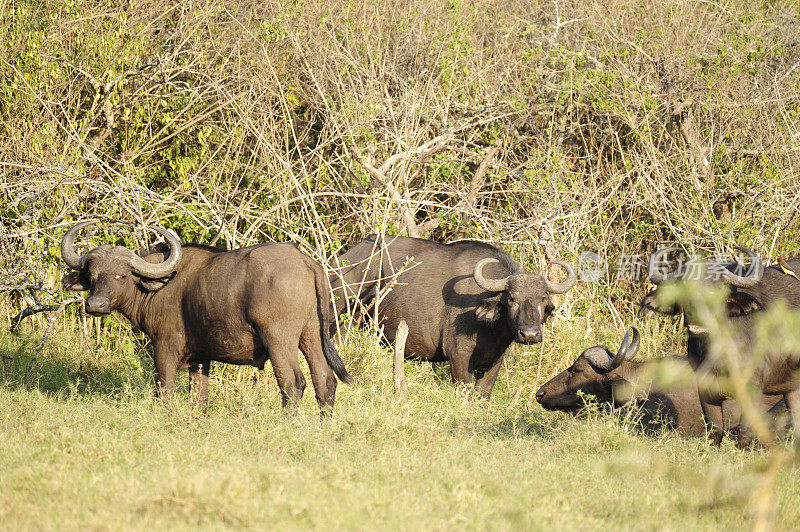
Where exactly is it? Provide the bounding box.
[393,320,409,400]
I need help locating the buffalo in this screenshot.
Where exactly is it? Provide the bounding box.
[329,234,575,397]
[640,247,800,444]
[536,328,788,437]
[60,220,353,414]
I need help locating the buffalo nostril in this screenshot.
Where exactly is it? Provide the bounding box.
[536,389,545,399]
[86,298,110,314]
[519,328,542,342]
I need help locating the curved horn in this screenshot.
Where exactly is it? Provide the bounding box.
[604,328,632,370]
[61,220,100,269]
[625,327,640,360]
[720,246,763,288]
[545,259,576,294]
[473,258,509,292]
[647,247,682,284]
[584,328,637,371]
[126,226,182,278]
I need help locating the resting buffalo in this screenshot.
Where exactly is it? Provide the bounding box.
[640,247,800,444]
[60,220,353,414]
[536,328,787,437]
[329,234,575,397]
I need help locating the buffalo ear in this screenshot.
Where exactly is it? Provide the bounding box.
[726,292,762,317]
[135,274,171,292]
[638,290,679,316]
[475,301,501,323]
[62,271,90,291]
[541,301,555,323]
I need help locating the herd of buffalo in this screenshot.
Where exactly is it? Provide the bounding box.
[59,220,800,445]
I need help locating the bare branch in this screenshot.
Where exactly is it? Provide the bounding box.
[466,145,501,208]
[349,145,421,237]
[377,130,453,175]
[11,304,61,333]
[23,298,81,372]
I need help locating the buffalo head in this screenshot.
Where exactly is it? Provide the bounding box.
[639,246,764,332]
[535,327,640,411]
[61,220,182,316]
[472,257,575,344]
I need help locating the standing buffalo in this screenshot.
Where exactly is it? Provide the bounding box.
[329,234,575,397]
[61,220,353,414]
[640,247,800,444]
[536,328,787,437]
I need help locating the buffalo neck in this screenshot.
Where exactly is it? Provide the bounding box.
[116,280,180,338]
[114,285,154,335]
[607,360,644,405]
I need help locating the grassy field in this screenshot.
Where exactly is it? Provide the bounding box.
[1,311,798,530]
[2,0,800,529]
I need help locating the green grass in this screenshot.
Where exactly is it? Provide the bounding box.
[1,317,798,530]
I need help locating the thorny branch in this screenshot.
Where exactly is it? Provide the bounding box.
[11,303,61,333]
[26,297,81,375]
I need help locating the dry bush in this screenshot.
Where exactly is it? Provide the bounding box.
[1,0,797,409]
[1,0,799,397]
[2,0,798,304]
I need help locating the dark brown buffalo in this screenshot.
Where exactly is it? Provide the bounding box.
[60,220,353,414]
[536,328,788,437]
[329,234,575,397]
[640,247,800,444]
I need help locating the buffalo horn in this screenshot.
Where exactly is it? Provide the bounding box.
[626,326,640,359]
[720,246,763,288]
[126,226,182,278]
[647,247,682,284]
[61,220,100,269]
[585,327,640,371]
[545,259,576,294]
[473,258,509,292]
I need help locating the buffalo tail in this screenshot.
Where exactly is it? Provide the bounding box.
[310,259,355,384]
[323,331,354,384]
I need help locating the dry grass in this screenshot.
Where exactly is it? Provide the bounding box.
[2,311,800,530]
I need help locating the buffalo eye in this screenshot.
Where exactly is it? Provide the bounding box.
[114,274,127,280]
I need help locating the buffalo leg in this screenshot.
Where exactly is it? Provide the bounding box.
[258,327,304,410]
[735,392,777,448]
[474,355,504,399]
[153,355,178,401]
[293,367,308,402]
[448,352,474,388]
[701,400,725,445]
[300,326,337,417]
[189,362,211,407]
[736,415,755,448]
[153,342,182,401]
[783,389,800,443]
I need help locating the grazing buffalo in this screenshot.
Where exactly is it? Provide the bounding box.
[61,220,353,414]
[329,234,575,397]
[640,247,800,444]
[536,328,788,437]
